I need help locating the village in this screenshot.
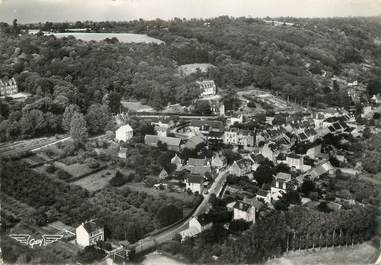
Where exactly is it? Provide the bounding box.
[1,74,380,264]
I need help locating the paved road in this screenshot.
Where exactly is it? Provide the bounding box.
[133,170,229,253]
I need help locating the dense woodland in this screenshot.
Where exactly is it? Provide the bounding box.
[1,17,381,142]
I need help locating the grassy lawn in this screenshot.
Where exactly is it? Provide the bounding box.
[54,161,96,179]
[121,100,155,112]
[125,182,195,203]
[267,242,379,265]
[73,169,115,192]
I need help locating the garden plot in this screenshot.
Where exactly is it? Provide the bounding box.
[73,169,115,192]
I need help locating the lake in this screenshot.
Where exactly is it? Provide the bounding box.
[28,30,164,44]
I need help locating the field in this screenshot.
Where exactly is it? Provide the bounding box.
[121,100,155,112]
[266,242,379,265]
[54,161,103,180]
[73,169,115,191]
[178,63,215,76]
[1,194,36,219]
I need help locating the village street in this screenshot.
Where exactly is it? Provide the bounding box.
[132,169,229,254]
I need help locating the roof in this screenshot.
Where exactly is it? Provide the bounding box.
[116,124,133,133]
[188,175,204,184]
[287,153,302,159]
[234,159,252,169]
[189,120,224,132]
[190,166,211,176]
[188,158,207,166]
[171,154,182,164]
[145,135,181,147]
[243,198,264,210]
[82,220,102,234]
[184,135,205,149]
[233,201,252,212]
[256,189,269,197]
[276,172,291,181]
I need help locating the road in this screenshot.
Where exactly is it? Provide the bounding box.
[132,169,229,254]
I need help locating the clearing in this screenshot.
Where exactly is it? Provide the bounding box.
[121,100,155,112]
[73,169,115,192]
[178,63,215,76]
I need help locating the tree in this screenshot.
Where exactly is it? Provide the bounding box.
[193,100,211,115]
[254,163,275,186]
[86,103,111,135]
[300,179,316,196]
[70,112,88,144]
[76,246,106,264]
[156,204,183,226]
[367,79,381,97]
[62,104,80,132]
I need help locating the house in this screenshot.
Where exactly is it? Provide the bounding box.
[159,169,168,180]
[118,147,128,159]
[197,80,216,97]
[152,121,170,137]
[171,154,183,170]
[229,159,252,177]
[185,175,204,193]
[210,100,225,116]
[371,94,381,105]
[187,158,208,167]
[224,129,255,148]
[183,134,205,150]
[76,220,104,247]
[256,189,271,204]
[309,161,334,179]
[144,135,181,151]
[211,153,225,170]
[286,153,304,171]
[227,113,243,127]
[306,144,321,159]
[189,165,212,177]
[179,214,212,240]
[261,143,280,162]
[0,77,18,97]
[115,124,133,143]
[233,201,256,223]
[270,172,292,201]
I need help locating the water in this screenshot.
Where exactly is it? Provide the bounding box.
[28,30,164,44]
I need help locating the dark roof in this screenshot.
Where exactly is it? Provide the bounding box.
[83,221,102,234]
[328,126,335,132]
[208,131,224,138]
[287,153,302,159]
[188,175,204,184]
[188,158,207,166]
[233,201,252,212]
[235,159,252,169]
[298,132,308,140]
[256,189,269,197]
[332,122,342,130]
[190,166,211,175]
[189,120,224,132]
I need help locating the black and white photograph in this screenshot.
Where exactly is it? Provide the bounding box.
[1,0,381,264]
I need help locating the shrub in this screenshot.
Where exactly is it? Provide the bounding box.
[46,164,57,173]
[56,169,71,180]
[85,158,100,169]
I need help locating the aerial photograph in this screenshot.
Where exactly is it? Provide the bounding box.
[0,0,381,264]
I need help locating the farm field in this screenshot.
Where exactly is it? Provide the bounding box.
[1,194,36,219]
[266,242,379,265]
[73,169,115,192]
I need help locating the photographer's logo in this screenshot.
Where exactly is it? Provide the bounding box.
[9,234,63,248]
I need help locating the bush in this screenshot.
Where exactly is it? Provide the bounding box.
[85,157,100,169]
[46,164,57,173]
[156,204,183,226]
[109,171,134,187]
[77,246,106,264]
[56,169,72,180]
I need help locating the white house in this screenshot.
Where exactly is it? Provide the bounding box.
[270,172,292,201]
[115,124,133,143]
[286,153,304,171]
[171,153,183,170]
[179,214,212,240]
[76,220,104,247]
[233,201,256,223]
[197,80,216,97]
[185,175,204,194]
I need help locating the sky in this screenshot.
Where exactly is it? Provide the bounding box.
[0,0,381,24]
